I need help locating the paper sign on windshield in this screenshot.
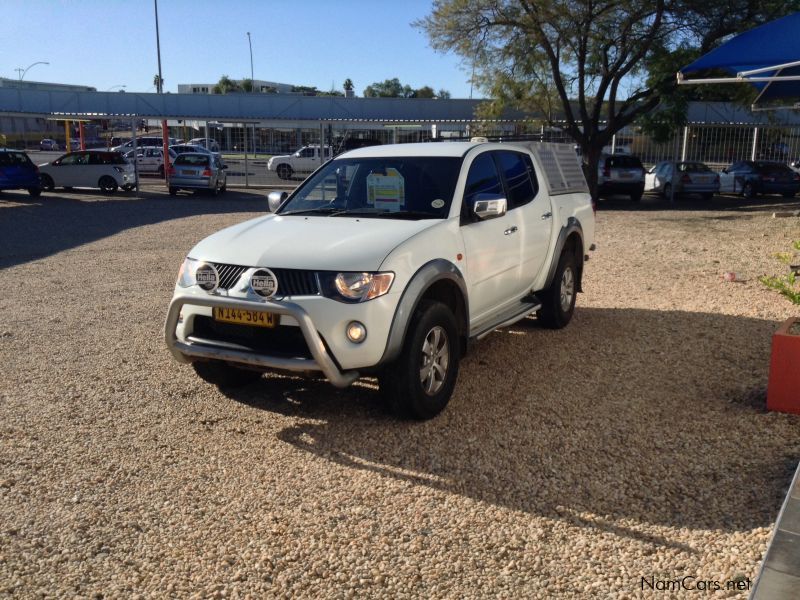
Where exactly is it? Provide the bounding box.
[366,168,405,210]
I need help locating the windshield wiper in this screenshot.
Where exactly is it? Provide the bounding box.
[279,207,340,216]
[372,210,439,219]
[331,209,438,219]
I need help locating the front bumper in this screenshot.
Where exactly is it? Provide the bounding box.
[164,294,360,388]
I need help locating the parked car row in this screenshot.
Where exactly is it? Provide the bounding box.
[596,152,800,201]
[1,146,227,196]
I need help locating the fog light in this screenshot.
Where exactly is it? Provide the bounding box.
[346,321,367,343]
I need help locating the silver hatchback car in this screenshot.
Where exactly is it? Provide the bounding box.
[168,153,227,196]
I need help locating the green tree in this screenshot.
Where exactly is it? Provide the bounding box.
[240,78,254,93]
[415,86,437,99]
[437,88,452,100]
[343,78,354,92]
[364,78,416,98]
[212,75,241,94]
[419,0,799,198]
[153,74,164,93]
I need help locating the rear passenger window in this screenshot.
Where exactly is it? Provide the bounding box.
[496,151,538,209]
[463,153,503,210]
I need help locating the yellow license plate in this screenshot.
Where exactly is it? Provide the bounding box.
[212,307,277,328]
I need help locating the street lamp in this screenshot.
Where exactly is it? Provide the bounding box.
[247,32,256,157]
[105,85,126,92]
[15,61,49,81]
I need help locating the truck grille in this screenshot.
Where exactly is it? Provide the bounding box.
[210,263,320,296]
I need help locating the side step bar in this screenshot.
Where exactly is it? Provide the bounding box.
[471,296,541,341]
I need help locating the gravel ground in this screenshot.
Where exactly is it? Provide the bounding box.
[1,189,800,598]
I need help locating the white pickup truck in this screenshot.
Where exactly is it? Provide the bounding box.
[267,144,333,180]
[165,141,595,419]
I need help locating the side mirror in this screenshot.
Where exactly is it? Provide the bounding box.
[267,190,289,213]
[473,196,507,220]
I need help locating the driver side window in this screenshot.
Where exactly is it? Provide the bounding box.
[463,153,502,213]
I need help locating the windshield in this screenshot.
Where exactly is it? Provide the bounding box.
[278,156,463,219]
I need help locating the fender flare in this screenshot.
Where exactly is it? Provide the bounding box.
[544,217,585,291]
[379,259,469,366]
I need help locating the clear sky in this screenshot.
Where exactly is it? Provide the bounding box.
[1,0,478,98]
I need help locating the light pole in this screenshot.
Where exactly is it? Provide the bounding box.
[247,32,255,157]
[15,61,49,81]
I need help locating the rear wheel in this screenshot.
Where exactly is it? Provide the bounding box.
[193,361,262,388]
[28,187,42,197]
[630,191,642,202]
[379,301,460,420]
[168,187,178,196]
[662,183,672,199]
[277,164,293,180]
[99,176,118,194]
[742,182,756,199]
[39,174,54,191]
[538,249,578,329]
[157,165,165,178]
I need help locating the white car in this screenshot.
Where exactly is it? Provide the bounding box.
[125,147,177,175]
[267,145,333,179]
[38,150,137,193]
[165,141,595,419]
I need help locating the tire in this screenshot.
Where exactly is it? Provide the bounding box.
[662,183,672,199]
[220,181,227,193]
[209,183,219,197]
[193,361,262,388]
[40,174,54,191]
[99,176,118,194]
[630,191,643,202]
[742,182,756,199]
[782,192,796,199]
[538,249,578,329]
[28,187,42,197]
[277,164,293,180]
[169,187,178,196]
[702,192,714,201]
[378,300,460,420]
[157,165,164,178]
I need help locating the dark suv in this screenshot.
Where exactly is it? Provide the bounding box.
[597,154,645,201]
[722,161,800,199]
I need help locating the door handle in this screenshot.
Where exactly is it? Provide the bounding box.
[504,226,518,235]
[541,212,552,220]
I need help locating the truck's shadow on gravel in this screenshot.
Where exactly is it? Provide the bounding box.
[223,307,800,545]
[0,189,266,269]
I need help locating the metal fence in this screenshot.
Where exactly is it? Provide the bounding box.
[3,115,799,188]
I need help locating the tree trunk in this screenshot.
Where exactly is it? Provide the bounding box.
[582,145,602,203]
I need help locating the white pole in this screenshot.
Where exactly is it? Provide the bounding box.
[751,127,759,161]
[681,126,689,161]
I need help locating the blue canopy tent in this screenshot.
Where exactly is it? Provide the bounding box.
[677,12,800,111]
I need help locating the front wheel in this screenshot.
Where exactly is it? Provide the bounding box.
[276,164,293,180]
[99,176,118,194]
[379,301,460,420]
[28,187,42,197]
[40,174,54,191]
[193,361,262,388]
[538,249,578,329]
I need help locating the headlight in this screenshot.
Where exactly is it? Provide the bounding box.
[177,257,198,287]
[320,272,394,303]
[176,257,219,291]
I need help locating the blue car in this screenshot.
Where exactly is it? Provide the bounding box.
[0,149,42,197]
